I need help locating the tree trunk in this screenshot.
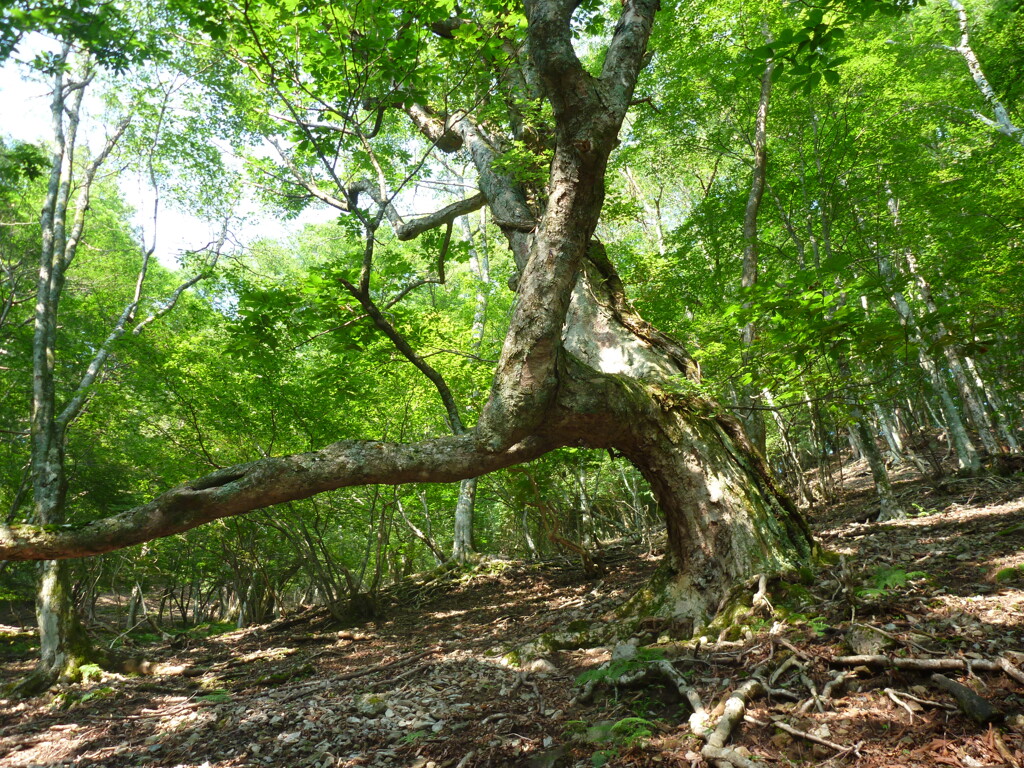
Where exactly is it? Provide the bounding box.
[763,388,816,506]
[965,354,1020,452]
[875,235,981,474]
[737,35,775,458]
[571,368,814,626]
[451,477,477,563]
[852,408,904,521]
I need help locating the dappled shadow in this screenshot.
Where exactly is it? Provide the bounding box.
[2,473,1023,767]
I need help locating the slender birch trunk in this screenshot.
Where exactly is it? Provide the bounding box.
[964,354,1020,451]
[737,45,775,458]
[942,0,1024,146]
[452,212,490,562]
[901,250,1001,455]
[23,52,100,694]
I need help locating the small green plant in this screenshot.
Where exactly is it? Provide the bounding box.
[994,565,1024,583]
[909,503,937,518]
[608,717,654,747]
[78,663,104,683]
[597,717,655,766]
[574,647,666,687]
[400,729,430,744]
[196,689,232,703]
[857,567,927,598]
[807,615,829,636]
[570,717,656,767]
[997,522,1024,538]
[80,685,114,703]
[192,621,236,638]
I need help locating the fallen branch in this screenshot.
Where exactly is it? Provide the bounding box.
[930,673,1002,723]
[324,649,437,683]
[745,714,862,758]
[998,656,1024,686]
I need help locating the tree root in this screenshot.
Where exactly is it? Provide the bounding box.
[930,672,1003,723]
[701,678,763,768]
[571,623,1024,766]
[833,653,1017,675]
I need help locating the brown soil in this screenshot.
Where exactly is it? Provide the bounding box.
[1,468,1022,768]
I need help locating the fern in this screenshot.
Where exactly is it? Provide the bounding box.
[857,567,927,598]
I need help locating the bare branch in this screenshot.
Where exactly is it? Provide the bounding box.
[394,193,486,241]
[0,433,554,561]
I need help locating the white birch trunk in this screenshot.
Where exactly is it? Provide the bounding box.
[943,0,1024,146]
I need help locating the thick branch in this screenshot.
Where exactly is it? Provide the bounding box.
[0,433,554,561]
[350,182,486,241]
[406,104,464,153]
[599,0,662,116]
[523,0,588,117]
[393,193,486,241]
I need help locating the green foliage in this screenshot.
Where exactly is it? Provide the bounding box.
[909,503,938,518]
[0,0,149,70]
[575,648,667,687]
[196,689,233,703]
[79,685,115,703]
[857,567,928,598]
[77,663,104,683]
[2,0,1022,650]
[568,716,656,766]
[492,140,553,187]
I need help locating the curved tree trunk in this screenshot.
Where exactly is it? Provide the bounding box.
[617,394,813,625]
[551,253,815,625]
[1,0,816,641]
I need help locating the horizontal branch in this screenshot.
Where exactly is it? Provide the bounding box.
[0,433,554,562]
[392,193,487,241]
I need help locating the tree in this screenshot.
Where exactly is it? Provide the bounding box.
[1,0,817,633]
[1,35,234,690]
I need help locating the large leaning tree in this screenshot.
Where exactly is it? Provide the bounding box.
[1,0,816,630]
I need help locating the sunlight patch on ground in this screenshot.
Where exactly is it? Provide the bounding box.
[427,608,474,620]
[238,646,298,663]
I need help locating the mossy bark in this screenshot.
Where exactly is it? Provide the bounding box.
[13,560,101,696]
[555,367,816,635]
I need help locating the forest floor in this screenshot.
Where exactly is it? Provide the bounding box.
[1,463,1023,768]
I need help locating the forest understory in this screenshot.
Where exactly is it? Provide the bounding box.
[1,461,1023,768]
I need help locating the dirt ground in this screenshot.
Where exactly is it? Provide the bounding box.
[1,464,1022,768]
